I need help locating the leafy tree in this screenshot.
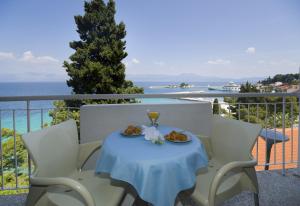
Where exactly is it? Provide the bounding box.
[238,81,262,104]
[259,73,300,85]
[51,0,143,124]
[179,82,188,88]
[0,128,29,189]
[1,129,27,172]
[50,101,80,125]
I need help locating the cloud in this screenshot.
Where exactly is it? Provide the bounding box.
[19,51,59,64]
[123,58,140,68]
[246,47,256,54]
[207,59,231,65]
[132,58,140,64]
[0,50,65,81]
[0,52,15,60]
[154,61,165,66]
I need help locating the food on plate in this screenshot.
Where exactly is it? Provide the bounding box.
[164,131,188,142]
[123,125,142,136]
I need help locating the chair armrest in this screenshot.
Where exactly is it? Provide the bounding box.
[77,140,102,169]
[197,135,213,160]
[30,176,95,206]
[208,159,257,205]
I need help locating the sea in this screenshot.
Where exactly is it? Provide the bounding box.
[0,82,231,134]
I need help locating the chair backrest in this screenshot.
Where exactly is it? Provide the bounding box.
[211,115,262,162]
[22,119,79,177]
[80,102,213,169]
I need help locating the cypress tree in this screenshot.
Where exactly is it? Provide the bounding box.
[64,0,142,96]
[212,98,219,114]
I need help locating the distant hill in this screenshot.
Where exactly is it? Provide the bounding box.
[127,73,264,83]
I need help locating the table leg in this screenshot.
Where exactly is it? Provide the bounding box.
[265,141,273,170]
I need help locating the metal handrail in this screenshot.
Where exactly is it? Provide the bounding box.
[0,92,298,102]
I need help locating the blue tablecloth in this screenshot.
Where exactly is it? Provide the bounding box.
[95,125,208,206]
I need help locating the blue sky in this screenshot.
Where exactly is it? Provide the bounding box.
[0,0,299,82]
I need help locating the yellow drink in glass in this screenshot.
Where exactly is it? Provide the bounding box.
[147,111,160,127]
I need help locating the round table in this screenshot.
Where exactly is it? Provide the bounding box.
[95,125,208,206]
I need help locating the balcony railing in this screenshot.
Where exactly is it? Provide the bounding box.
[0,92,299,191]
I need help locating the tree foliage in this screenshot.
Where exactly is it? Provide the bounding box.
[179,82,189,88]
[0,128,29,190]
[212,98,219,114]
[259,73,300,85]
[64,0,142,97]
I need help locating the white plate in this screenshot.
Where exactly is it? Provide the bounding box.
[120,126,142,137]
[165,132,192,143]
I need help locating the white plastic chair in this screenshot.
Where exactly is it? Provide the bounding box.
[22,119,125,206]
[189,115,262,206]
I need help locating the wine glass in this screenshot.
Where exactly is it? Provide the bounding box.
[147,110,160,127]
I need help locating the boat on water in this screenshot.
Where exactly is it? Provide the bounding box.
[208,81,240,92]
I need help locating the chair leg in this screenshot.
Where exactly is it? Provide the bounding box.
[254,193,259,206]
[175,194,184,206]
[26,186,47,206]
[132,196,149,206]
[175,201,184,206]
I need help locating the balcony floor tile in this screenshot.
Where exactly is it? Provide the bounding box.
[1,169,300,206]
